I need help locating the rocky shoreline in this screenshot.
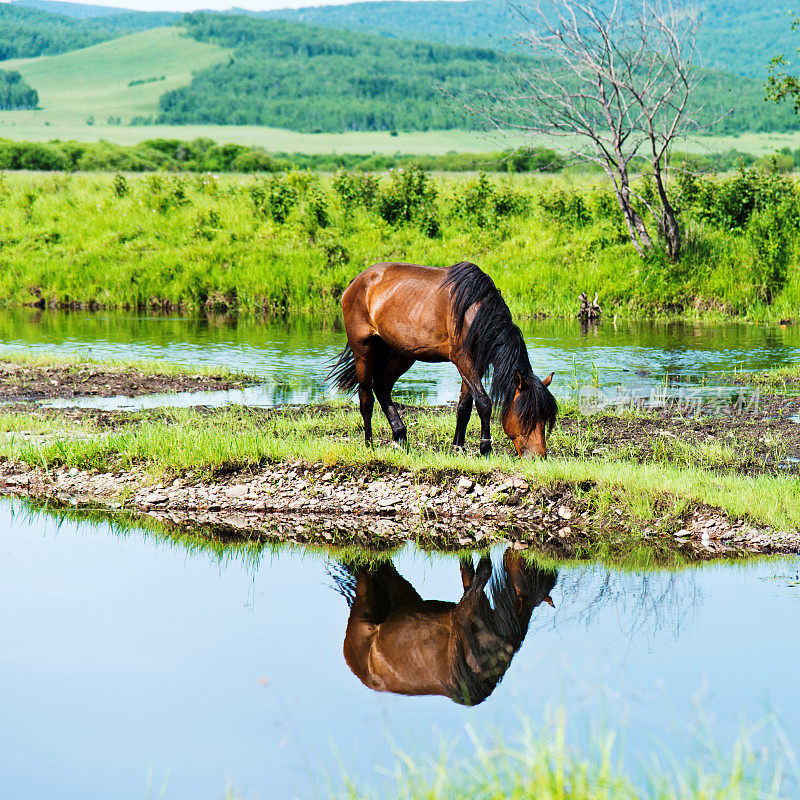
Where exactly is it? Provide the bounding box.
[2,459,798,560]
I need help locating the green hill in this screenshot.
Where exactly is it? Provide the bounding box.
[0,27,230,129]
[155,12,798,135]
[156,13,515,132]
[264,0,800,80]
[0,3,176,61]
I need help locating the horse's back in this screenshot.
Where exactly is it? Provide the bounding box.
[342,262,451,359]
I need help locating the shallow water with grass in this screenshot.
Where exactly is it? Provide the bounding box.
[1,309,800,409]
[2,500,798,799]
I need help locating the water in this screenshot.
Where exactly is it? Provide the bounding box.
[0,309,799,408]
[2,501,798,799]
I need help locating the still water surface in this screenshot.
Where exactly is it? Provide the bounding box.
[0,309,799,407]
[2,502,798,799]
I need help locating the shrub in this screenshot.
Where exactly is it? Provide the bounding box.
[376,166,439,236]
[331,170,379,210]
[683,165,799,231]
[249,175,299,223]
[232,150,280,173]
[141,174,191,213]
[538,185,591,227]
[745,203,794,303]
[112,174,128,198]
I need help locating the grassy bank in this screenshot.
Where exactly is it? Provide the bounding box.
[3,403,799,532]
[3,169,800,320]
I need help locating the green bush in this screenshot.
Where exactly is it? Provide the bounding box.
[683,165,799,231]
[331,170,379,210]
[538,184,591,227]
[376,166,439,236]
[249,175,299,223]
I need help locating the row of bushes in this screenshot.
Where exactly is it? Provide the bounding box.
[106,164,800,309]
[0,136,572,174]
[3,134,794,176]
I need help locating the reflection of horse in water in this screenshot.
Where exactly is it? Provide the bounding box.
[333,550,557,706]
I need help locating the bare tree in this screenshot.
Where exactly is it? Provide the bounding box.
[466,0,704,261]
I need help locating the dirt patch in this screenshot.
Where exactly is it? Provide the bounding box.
[556,400,800,477]
[0,361,255,400]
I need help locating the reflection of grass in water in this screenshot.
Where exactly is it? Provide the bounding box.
[329,710,796,800]
[11,496,404,570]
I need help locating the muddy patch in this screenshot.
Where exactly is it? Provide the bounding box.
[0,360,255,400]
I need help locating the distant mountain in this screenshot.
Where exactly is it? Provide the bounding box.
[0,3,178,62]
[156,11,798,134]
[264,0,799,79]
[11,0,137,18]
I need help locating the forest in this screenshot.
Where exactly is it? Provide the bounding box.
[267,0,800,80]
[0,3,175,60]
[155,13,799,134]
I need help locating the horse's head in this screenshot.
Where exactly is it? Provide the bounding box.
[502,371,557,458]
[449,551,558,705]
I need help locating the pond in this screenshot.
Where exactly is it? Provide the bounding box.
[0,309,798,408]
[2,501,798,799]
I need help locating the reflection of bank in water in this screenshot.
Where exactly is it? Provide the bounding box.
[332,549,557,706]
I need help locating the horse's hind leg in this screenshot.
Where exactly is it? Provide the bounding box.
[373,351,414,447]
[350,338,375,446]
[452,380,473,452]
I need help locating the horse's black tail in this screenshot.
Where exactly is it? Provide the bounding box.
[327,343,359,393]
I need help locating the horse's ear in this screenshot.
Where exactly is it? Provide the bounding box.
[513,371,527,390]
[544,595,555,608]
[542,372,554,388]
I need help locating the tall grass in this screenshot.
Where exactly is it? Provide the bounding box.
[1,169,799,320]
[333,712,797,800]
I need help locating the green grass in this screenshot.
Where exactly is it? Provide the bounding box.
[5,405,799,531]
[3,170,800,321]
[0,27,229,130]
[328,712,795,800]
[731,362,800,388]
[0,349,253,380]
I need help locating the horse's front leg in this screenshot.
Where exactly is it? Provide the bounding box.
[457,368,492,455]
[452,380,473,452]
[473,386,493,456]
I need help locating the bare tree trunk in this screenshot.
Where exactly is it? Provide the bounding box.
[611,167,654,256]
[653,161,681,261]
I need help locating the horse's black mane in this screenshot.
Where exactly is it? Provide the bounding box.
[449,560,558,706]
[442,261,557,434]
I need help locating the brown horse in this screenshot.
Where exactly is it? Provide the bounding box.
[329,261,558,457]
[334,550,557,705]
